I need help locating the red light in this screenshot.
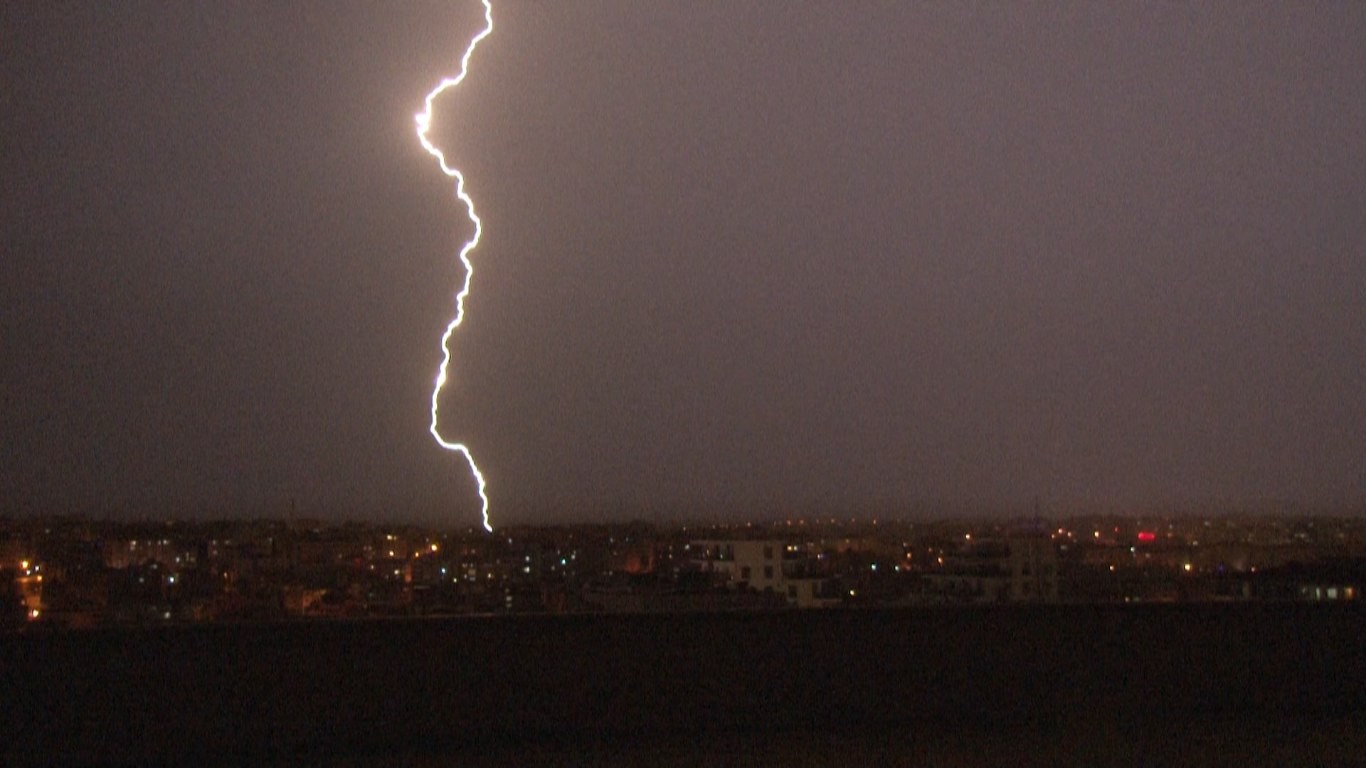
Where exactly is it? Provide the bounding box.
[1137,531,1156,543]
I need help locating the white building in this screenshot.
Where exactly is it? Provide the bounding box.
[687,539,841,607]
[688,539,786,593]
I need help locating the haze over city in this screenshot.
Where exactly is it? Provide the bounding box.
[3,2,1363,525]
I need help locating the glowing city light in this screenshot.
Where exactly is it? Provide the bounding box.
[415,0,494,532]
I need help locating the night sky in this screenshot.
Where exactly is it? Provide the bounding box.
[3,2,1363,525]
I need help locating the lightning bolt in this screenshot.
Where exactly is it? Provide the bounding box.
[415,0,494,533]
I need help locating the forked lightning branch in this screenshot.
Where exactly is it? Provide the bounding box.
[415,0,494,532]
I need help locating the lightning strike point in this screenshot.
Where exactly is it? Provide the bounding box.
[416,0,494,533]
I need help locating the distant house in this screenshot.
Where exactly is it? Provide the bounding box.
[686,539,839,607]
[688,539,785,593]
[925,534,1059,604]
[1253,558,1365,602]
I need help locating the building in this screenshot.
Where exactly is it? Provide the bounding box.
[926,534,1059,604]
[687,539,786,594]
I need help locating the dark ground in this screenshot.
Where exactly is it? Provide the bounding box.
[2,603,1363,766]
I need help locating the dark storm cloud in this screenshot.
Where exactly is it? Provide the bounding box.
[2,2,1362,524]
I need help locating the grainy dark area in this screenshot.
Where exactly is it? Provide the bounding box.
[2,603,1363,765]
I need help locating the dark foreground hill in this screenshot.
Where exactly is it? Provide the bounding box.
[2,603,1363,766]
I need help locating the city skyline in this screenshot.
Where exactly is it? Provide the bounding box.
[3,2,1364,524]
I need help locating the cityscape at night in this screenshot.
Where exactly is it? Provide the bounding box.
[4,509,1364,765]
[5,509,1366,628]
[3,0,1363,763]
